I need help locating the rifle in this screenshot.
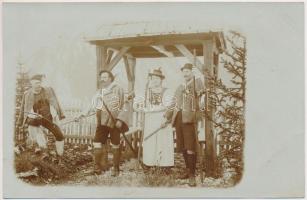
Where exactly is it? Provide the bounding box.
[143,125,168,142]
[23,111,95,126]
[193,75,205,183]
[101,100,141,161]
[193,49,204,183]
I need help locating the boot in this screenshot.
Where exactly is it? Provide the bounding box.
[187,154,196,187]
[55,140,64,156]
[93,147,103,175]
[99,145,109,171]
[111,148,120,177]
[178,151,189,179]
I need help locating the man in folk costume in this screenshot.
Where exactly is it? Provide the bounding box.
[162,63,205,187]
[79,70,129,176]
[140,68,174,170]
[17,74,66,156]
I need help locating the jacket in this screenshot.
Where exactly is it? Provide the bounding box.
[85,82,130,129]
[17,87,65,127]
[164,77,205,126]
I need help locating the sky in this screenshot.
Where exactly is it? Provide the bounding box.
[3,3,244,106]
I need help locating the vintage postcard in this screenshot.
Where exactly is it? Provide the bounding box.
[2,2,305,198]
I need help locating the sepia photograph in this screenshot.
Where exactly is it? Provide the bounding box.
[2,2,304,198]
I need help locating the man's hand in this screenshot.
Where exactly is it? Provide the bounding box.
[75,114,85,122]
[160,117,169,128]
[27,113,42,120]
[115,120,123,129]
[35,114,43,120]
[59,114,66,120]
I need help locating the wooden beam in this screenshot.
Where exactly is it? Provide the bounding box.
[88,32,213,47]
[174,44,204,72]
[203,39,217,178]
[96,46,107,88]
[106,49,114,65]
[151,45,174,57]
[123,56,136,128]
[107,47,134,59]
[106,46,130,71]
[203,40,214,76]
[123,56,136,90]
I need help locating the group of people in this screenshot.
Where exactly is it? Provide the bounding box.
[17,63,206,187]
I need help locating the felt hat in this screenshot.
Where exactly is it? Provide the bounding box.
[180,63,193,71]
[149,68,165,80]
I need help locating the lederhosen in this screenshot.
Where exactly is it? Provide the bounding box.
[94,90,122,146]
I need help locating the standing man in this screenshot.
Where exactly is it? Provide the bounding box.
[162,63,204,187]
[17,74,66,156]
[79,70,129,177]
[139,68,174,170]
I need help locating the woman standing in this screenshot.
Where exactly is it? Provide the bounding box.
[140,68,174,169]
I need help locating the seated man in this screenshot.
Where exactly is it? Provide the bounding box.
[17,74,66,156]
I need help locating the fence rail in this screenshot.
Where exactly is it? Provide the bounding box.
[61,107,143,146]
[15,104,226,157]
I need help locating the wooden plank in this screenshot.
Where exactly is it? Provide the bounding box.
[88,32,215,47]
[123,55,136,127]
[106,46,130,71]
[96,46,107,88]
[203,39,217,178]
[174,44,204,72]
[106,49,114,65]
[151,45,174,57]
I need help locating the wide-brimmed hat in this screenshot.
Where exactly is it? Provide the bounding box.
[180,63,193,71]
[149,68,165,80]
[30,74,45,81]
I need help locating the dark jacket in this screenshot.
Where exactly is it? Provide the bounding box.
[17,87,65,127]
[164,77,205,126]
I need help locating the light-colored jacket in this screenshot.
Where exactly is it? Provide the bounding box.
[164,78,205,126]
[17,87,65,126]
[85,82,130,129]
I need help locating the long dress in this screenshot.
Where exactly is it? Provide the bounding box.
[142,87,174,167]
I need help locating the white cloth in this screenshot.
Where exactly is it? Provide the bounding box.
[141,87,175,167]
[27,125,47,149]
[143,109,174,167]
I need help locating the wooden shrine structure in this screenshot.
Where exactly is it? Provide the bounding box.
[86,23,226,177]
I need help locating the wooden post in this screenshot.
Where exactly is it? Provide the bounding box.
[123,55,136,156]
[203,39,217,177]
[96,46,108,88]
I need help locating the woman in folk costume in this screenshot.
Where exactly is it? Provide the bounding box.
[140,68,174,169]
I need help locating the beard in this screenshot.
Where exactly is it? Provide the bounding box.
[33,87,42,94]
[101,81,111,88]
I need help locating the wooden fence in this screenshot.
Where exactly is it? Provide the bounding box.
[15,102,225,157]
[61,106,143,147]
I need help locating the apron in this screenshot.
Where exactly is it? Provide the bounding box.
[142,88,174,167]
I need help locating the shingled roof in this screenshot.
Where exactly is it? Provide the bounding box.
[86,21,226,58]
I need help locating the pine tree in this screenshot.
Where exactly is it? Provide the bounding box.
[205,31,246,184]
[15,63,31,145]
